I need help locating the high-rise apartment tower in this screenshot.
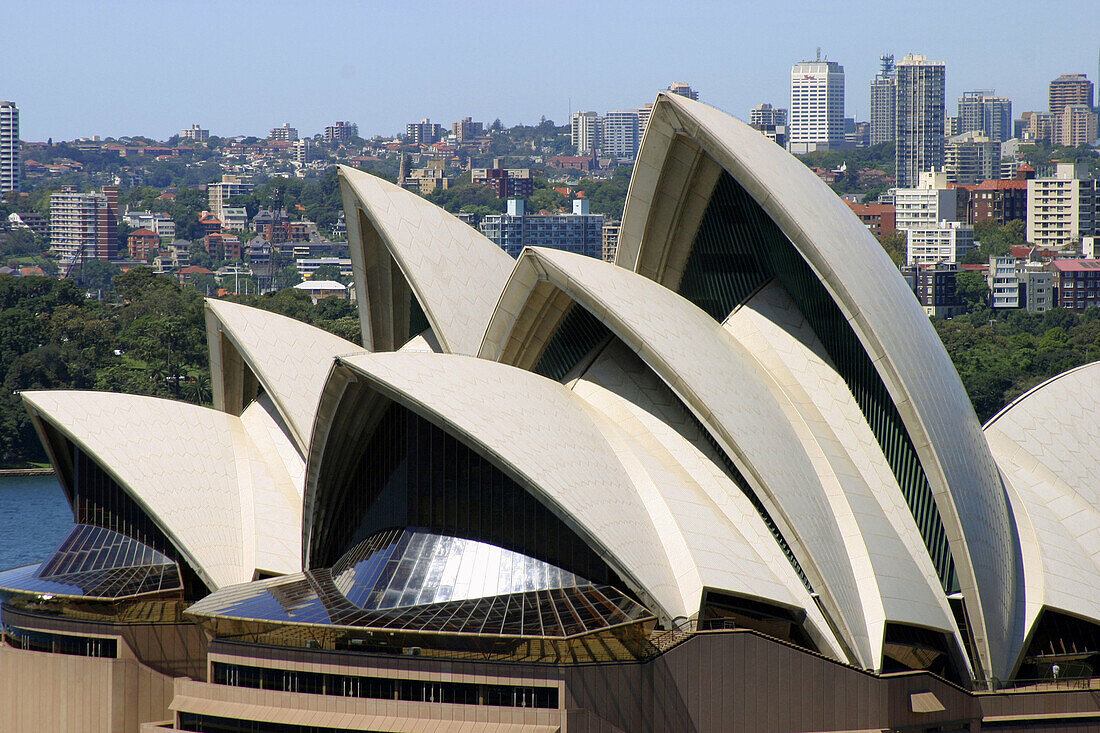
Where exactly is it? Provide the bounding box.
[0,101,20,193]
[895,54,946,188]
[1049,74,1094,115]
[957,90,1013,143]
[570,111,601,155]
[869,54,896,146]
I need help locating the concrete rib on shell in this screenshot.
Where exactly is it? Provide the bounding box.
[338,165,514,356]
[985,362,1100,671]
[304,350,684,622]
[614,91,1017,679]
[21,390,302,590]
[205,298,363,455]
[569,339,848,662]
[482,247,888,669]
[723,282,967,671]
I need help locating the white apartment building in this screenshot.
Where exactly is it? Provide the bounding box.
[0,101,19,193]
[943,132,1001,185]
[207,174,253,220]
[295,257,353,280]
[1026,161,1098,249]
[906,220,975,266]
[602,110,640,161]
[789,60,845,154]
[221,207,248,232]
[269,123,298,142]
[180,124,209,142]
[292,138,311,166]
[989,256,1053,312]
[123,211,175,240]
[570,111,601,155]
[988,256,1020,308]
[894,170,959,231]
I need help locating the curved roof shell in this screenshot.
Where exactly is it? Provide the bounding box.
[985,362,1100,670]
[303,350,684,621]
[612,92,1016,678]
[205,298,363,454]
[21,390,302,590]
[338,165,513,356]
[480,247,962,669]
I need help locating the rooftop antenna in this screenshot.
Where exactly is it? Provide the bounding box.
[816,47,821,62]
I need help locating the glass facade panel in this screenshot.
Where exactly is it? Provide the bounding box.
[188,573,651,639]
[3,624,117,658]
[332,528,586,610]
[532,302,611,381]
[211,661,559,709]
[312,403,622,592]
[0,445,199,599]
[677,170,958,592]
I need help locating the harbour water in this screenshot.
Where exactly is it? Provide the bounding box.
[0,475,73,569]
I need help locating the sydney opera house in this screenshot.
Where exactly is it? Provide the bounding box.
[4,93,1100,732]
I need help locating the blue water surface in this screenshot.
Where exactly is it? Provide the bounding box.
[0,475,73,569]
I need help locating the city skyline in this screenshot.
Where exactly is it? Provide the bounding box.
[4,0,1100,141]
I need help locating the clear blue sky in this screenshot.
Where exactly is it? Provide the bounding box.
[5,0,1099,141]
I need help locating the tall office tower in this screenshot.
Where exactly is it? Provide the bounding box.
[49,185,119,262]
[749,103,788,127]
[601,110,640,161]
[789,59,845,154]
[570,111,601,155]
[666,82,699,100]
[1049,74,1094,115]
[956,91,1013,142]
[869,54,896,146]
[895,54,946,188]
[268,123,298,142]
[0,101,19,193]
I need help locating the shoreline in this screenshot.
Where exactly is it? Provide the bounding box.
[0,468,54,477]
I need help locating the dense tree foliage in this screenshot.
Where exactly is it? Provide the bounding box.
[935,307,1100,422]
[0,271,360,466]
[960,220,1027,264]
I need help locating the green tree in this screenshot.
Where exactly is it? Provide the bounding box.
[308,264,347,285]
[275,265,303,290]
[955,271,990,312]
[79,260,122,293]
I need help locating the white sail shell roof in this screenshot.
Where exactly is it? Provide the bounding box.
[22,390,302,589]
[482,247,886,668]
[614,91,1014,678]
[338,165,513,356]
[985,362,1100,668]
[206,298,362,454]
[306,350,684,620]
